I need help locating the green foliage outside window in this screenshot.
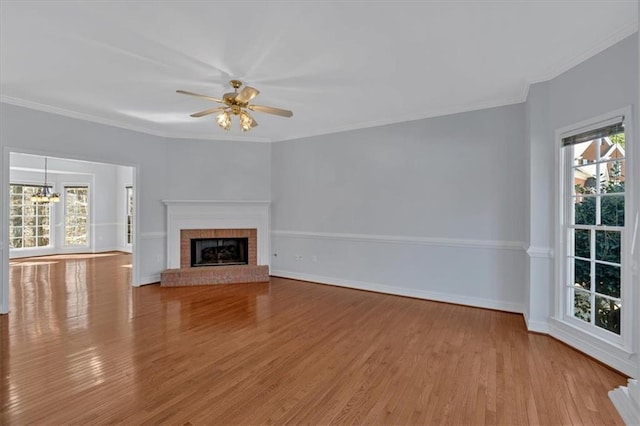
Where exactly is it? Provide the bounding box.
[573,158,623,334]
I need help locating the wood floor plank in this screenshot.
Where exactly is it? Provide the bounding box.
[1,253,627,425]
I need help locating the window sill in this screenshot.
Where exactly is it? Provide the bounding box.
[549,317,637,377]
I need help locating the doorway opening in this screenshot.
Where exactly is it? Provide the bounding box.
[2,151,137,314]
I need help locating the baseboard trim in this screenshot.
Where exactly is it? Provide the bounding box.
[10,247,128,259]
[271,269,524,314]
[609,380,640,426]
[522,312,551,333]
[549,319,638,378]
[139,274,160,285]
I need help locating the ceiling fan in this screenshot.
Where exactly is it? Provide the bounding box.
[177,80,293,132]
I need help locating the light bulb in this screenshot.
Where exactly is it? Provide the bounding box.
[216,111,231,131]
[239,111,257,132]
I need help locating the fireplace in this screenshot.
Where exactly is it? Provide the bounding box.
[191,237,248,267]
[161,201,271,287]
[179,228,257,269]
[161,226,268,287]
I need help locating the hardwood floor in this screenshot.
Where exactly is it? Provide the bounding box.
[1,253,626,425]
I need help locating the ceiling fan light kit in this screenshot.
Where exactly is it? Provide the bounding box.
[177,80,293,132]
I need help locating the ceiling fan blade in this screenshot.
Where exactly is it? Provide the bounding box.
[248,104,293,118]
[176,90,225,104]
[190,106,227,118]
[235,86,260,103]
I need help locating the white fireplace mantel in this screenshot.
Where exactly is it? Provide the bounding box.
[163,200,271,269]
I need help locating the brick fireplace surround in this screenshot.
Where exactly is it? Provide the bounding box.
[161,228,269,287]
[161,200,271,287]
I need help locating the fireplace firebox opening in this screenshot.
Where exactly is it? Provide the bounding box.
[190,237,249,267]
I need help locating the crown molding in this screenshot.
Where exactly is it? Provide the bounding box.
[275,95,526,142]
[1,92,526,144]
[0,96,273,143]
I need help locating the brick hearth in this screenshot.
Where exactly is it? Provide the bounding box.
[161,265,269,287]
[160,228,269,287]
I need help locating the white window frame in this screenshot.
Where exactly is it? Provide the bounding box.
[63,184,90,248]
[125,185,133,247]
[555,106,635,352]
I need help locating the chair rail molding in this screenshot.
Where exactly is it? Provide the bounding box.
[272,230,524,251]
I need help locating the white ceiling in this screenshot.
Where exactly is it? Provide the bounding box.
[1,1,637,143]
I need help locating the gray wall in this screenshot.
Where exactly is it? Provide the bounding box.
[0,103,272,308]
[549,35,638,132]
[271,104,528,312]
[525,33,638,376]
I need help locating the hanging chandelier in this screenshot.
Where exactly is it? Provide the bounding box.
[31,157,60,203]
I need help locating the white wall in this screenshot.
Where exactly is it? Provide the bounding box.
[271,104,528,312]
[0,103,272,313]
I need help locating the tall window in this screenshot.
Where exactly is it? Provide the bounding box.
[561,117,628,339]
[9,184,51,248]
[65,186,89,246]
[126,186,133,245]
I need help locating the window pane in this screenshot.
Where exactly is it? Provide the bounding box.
[10,238,22,248]
[595,230,620,264]
[23,226,36,238]
[574,229,590,259]
[65,186,88,246]
[23,205,35,216]
[574,259,590,290]
[574,196,596,225]
[573,289,591,323]
[595,263,620,298]
[600,159,625,192]
[572,141,598,166]
[600,195,624,226]
[595,296,620,335]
